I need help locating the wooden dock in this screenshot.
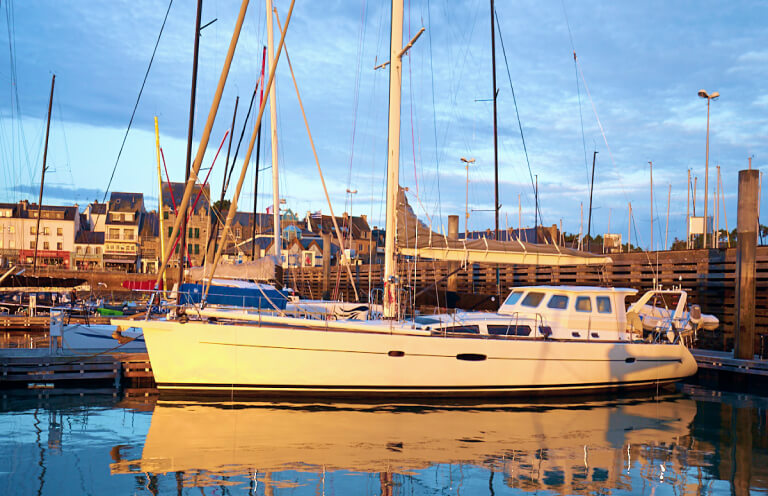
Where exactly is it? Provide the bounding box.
[0,351,153,390]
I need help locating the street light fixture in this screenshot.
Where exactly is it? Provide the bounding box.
[461,157,475,238]
[698,89,719,248]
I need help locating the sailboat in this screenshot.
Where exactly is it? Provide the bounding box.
[114,0,697,399]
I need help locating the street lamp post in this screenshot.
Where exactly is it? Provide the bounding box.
[698,89,719,249]
[461,157,475,238]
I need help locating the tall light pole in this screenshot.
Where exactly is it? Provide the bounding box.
[461,157,475,238]
[698,89,719,248]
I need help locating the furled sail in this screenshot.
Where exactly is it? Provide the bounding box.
[186,256,280,283]
[395,187,612,266]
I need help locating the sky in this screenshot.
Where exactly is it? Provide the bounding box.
[1,0,767,251]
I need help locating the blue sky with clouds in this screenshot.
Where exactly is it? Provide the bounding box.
[1,0,767,250]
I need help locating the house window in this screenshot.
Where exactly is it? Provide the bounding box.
[29,226,35,235]
[163,211,169,220]
[85,246,91,255]
[188,227,194,239]
[167,227,173,238]
[109,228,120,240]
[43,241,49,250]
[0,240,3,249]
[194,244,200,254]
[123,229,134,240]
[194,227,200,239]
[76,246,82,254]
[8,226,14,234]
[95,247,101,254]
[57,227,63,236]
[56,242,62,251]
[29,241,35,249]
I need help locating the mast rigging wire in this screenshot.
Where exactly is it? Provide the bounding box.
[102,0,174,203]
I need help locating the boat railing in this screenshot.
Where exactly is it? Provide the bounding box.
[646,313,693,346]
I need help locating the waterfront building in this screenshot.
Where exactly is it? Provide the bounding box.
[73,231,105,270]
[161,182,211,268]
[0,200,80,269]
[103,192,144,272]
[139,211,160,273]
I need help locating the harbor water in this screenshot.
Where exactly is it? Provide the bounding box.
[0,385,765,495]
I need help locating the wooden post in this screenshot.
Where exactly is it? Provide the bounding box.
[321,231,331,298]
[735,169,759,360]
[447,215,459,293]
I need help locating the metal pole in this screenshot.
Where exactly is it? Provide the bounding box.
[628,202,632,252]
[252,47,267,261]
[383,0,405,318]
[704,97,710,249]
[33,74,55,273]
[534,174,538,244]
[465,161,469,238]
[687,169,691,249]
[154,116,167,290]
[586,150,597,251]
[649,161,653,252]
[267,0,281,260]
[179,0,203,285]
[665,183,671,251]
[490,0,499,241]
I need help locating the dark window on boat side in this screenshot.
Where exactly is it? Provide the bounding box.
[444,325,480,334]
[547,295,568,309]
[487,325,532,336]
[504,291,523,306]
[521,292,545,308]
[596,296,612,314]
[575,296,592,312]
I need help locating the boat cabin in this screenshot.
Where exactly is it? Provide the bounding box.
[412,286,640,342]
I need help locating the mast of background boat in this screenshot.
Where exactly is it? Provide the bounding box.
[252,46,266,261]
[153,0,251,291]
[586,150,597,251]
[178,0,203,288]
[154,117,167,292]
[490,0,499,241]
[267,0,281,262]
[33,74,55,274]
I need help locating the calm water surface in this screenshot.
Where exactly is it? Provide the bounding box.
[1,386,765,495]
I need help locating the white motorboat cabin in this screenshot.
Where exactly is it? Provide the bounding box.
[413,286,641,342]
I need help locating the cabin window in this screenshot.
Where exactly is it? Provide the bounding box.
[575,296,592,312]
[504,291,523,306]
[596,296,612,314]
[487,325,531,336]
[443,325,480,334]
[521,292,545,308]
[547,295,569,309]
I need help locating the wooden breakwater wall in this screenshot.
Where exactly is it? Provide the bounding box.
[285,247,768,351]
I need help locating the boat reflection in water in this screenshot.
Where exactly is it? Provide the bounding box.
[111,394,713,494]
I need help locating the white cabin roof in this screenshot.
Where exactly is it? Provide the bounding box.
[508,285,637,296]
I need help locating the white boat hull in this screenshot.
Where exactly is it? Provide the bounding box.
[126,319,698,398]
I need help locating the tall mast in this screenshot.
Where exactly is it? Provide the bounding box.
[490,0,499,240]
[33,74,55,273]
[383,0,405,319]
[154,116,167,291]
[267,0,281,260]
[179,0,203,285]
[252,46,266,260]
[586,150,597,251]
